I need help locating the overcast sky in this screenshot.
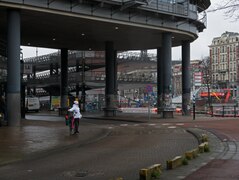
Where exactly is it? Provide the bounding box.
[21,0,239,60]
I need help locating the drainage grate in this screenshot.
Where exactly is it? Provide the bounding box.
[75,171,88,178]
[63,170,88,178]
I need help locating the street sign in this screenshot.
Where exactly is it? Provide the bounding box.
[145,85,153,93]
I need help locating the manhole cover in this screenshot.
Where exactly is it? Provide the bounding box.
[64,170,104,178]
[63,170,88,178]
[75,171,88,177]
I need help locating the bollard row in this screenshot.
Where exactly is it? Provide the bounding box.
[139,134,210,180]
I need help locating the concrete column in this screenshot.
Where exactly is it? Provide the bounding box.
[182,40,191,116]
[160,32,173,118]
[104,41,117,116]
[60,48,68,110]
[33,66,36,79]
[7,9,21,126]
[50,63,53,76]
[157,47,163,114]
[114,50,118,96]
[81,56,86,112]
[75,59,80,101]
[27,75,31,95]
[55,63,59,75]
[32,66,36,95]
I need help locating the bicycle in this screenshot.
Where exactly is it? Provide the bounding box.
[65,111,75,135]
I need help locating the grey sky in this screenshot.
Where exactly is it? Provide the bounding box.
[22,0,239,60]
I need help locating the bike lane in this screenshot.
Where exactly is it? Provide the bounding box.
[182,119,239,180]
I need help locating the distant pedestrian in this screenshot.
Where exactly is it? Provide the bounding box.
[68,100,82,134]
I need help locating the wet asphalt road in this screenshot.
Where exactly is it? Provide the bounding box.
[0,118,198,180]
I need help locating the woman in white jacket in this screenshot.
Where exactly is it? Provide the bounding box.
[68,101,82,134]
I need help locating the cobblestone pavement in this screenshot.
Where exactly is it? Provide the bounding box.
[0,112,239,179]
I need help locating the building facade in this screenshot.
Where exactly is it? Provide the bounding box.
[172,60,203,96]
[209,31,239,98]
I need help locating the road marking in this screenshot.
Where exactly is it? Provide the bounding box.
[191,168,197,172]
[120,124,128,126]
[168,126,176,129]
[162,123,171,126]
[148,123,156,126]
[176,123,184,126]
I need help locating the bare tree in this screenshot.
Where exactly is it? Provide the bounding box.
[200,56,212,109]
[209,0,239,21]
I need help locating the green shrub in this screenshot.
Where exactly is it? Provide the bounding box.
[151,171,161,179]
[204,145,210,152]
[182,158,188,165]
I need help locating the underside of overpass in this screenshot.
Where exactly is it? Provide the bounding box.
[0,0,211,125]
[0,0,210,52]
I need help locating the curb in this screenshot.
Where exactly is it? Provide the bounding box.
[143,128,224,180]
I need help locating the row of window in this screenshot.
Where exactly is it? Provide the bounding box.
[212,37,239,45]
[211,53,237,63]
[212,73,237,82]
[211,44,238,54]
[211,62,237,72]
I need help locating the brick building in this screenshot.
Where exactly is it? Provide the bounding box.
[209,31,239,98]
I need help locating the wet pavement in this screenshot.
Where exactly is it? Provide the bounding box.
[0,111,239,179]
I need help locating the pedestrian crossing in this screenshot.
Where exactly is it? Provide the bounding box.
[107,122,185,129]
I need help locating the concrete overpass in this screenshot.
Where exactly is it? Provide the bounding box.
[0,0,211,126]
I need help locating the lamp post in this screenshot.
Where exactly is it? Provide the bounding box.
[192,94,195,120]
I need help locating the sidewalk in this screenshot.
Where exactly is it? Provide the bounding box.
[0,116,110,166]
[0,111,233,179]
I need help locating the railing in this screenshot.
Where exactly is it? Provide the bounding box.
[1,0,206,30]
[117,52,156,61]
[22,51,157,68]
[140,0,189,16]
[24,52,60,64]
[24,70,157,85]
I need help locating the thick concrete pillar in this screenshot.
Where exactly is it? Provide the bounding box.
[7,9,21,126]
[104,41,117,116]
[182,40,191,115]
[60,48,68,111]
[160,32,173,118]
